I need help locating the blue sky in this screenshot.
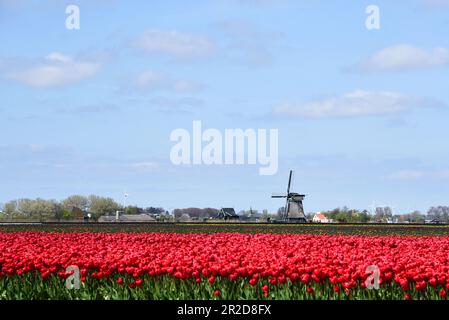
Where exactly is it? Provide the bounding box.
[1,0,448,214]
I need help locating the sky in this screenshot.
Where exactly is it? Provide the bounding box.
[0,0,448,214]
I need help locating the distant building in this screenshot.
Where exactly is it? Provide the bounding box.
[98,214,156,223]
[425,219,441,224]
[83,212,91,222]
[237,208,261,222]
[312,212,331,223]
[238,214,260,222]
[216,208,240,221]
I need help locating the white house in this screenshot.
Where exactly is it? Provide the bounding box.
[312,212,331,223]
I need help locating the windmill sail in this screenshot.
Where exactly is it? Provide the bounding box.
[271,170,307,223]
[286,170,292,194]
[271,193,287,198]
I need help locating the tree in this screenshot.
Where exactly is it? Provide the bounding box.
[31,198,58,221]
[52,203,63,221]
[2,201,18,220]
[179,213,190,222]
[60,208,73,220]
[427,206,449,222]
[358,210,370,223]
[7,198,59,221]
[336,212,348,223]
[62,195,88,211]
[410,210,425,223]
[145,207,165,215]
[325,208,343,222]
[374,207,392,222]
[375,207,384,221]
[17,199,34,218]
[203,208,219,218]
[276,207,285,219]
[173,209,183,219]
[88,195,120,217]
[125,206,141,215]
[384,207,393,220]
[260,210,270,222]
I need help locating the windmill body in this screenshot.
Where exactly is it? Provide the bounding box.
[272,170,308,223]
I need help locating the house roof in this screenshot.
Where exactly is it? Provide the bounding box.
[216,208,239,219]
[314,212,328,220]
[221,208,238,216]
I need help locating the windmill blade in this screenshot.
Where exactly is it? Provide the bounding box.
[290,170,296,191]
[286,170,293,194]
[272,192,287,198]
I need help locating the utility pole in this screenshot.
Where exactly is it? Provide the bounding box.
[123,191,128,212]
[116,191,128,221]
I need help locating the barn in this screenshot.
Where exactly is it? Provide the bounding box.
[216,208,240,221]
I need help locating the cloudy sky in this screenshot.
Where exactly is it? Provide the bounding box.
[1,0,448,214]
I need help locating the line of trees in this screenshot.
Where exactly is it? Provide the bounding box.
[0,195,122,222]
[0,195,174,222]
[305,206,449,223]
[1,197,448,223]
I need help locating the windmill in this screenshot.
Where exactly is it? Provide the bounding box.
[272,170,308,223]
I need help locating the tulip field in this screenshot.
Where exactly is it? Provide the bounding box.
[1,224,449,300]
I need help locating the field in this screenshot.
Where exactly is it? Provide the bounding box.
[1,223,449,300]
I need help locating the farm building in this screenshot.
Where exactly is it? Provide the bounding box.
[98,214,156,223]
[312,212,331,223]
[216,208,240,221]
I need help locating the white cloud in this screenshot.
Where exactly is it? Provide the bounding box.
[5,52,99,87]
[134,29,216,60]
[272,90,441,118]
[133,25,281,67]
[46,52,72,63]
[134,70,200,92]
[358,44,449,72]
[388,170,449,180]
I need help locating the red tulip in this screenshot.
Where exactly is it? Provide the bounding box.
[2,231,449,300]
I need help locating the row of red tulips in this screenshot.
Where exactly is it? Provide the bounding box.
[1,232,449,299]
